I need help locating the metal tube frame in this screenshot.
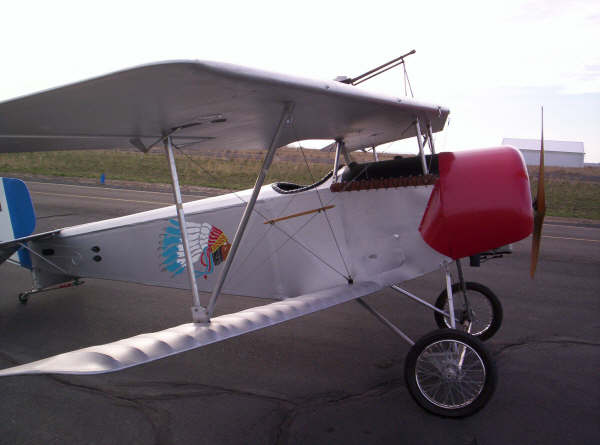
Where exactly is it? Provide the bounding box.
[388,262,466,327]
[207,103,295,317]
[164,136,207,322]
[414,117,429,175]
[356,298,415,346]
[390,284,449,317]
[362,261,468,346]
[18,278,84,303]
[349,49,416,85]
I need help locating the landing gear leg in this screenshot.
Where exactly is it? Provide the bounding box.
[356,296,497,417]
[434,260,503,341]
[434,282,503,340]
[456,259,472,327]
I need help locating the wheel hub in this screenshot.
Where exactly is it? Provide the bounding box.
[457,309,472,324]
[443,363,461,381]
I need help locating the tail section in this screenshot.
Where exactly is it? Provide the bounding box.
[0,178,36,268]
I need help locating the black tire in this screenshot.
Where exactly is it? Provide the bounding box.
[404,329,497,417]
[434,282,502,341]
[18,292,29,305]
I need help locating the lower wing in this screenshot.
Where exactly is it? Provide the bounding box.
[0,280,379,376]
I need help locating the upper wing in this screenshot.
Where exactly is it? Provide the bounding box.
[0,60,449,153]
[0,280,378,376]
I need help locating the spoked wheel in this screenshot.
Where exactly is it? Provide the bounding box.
[405,329,497,417]
[434,282,502,341]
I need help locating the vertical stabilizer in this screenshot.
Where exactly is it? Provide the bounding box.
[0,178,36,268]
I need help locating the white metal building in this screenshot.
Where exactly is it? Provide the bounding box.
[502,138,585,167]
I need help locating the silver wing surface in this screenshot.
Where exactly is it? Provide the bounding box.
[0,281,378,376]
[0,60,448,153]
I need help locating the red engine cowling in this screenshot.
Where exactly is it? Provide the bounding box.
[419,146,533,260]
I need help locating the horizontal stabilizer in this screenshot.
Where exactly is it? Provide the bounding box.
[0,281,378,377]
[0,229,60,267]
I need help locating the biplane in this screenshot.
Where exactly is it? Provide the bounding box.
[0,53,545,417]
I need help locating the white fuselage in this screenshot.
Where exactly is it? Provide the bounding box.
[31,176,448,300]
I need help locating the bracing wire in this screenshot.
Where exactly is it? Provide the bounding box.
[174,147,350,283]
[295,139,352,279]
[229,150,386,287]
[17,242,70,275]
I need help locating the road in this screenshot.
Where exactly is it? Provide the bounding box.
[1,181,599,445]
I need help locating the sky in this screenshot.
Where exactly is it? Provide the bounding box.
[2,0,599,161]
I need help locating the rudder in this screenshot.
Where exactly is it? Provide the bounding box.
[0,178,36,268]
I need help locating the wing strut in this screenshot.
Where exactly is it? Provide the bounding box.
[415,117,429,175]
[332,140,343,182]
[426,121,436,155]
[206,102,295,318]
[164,136,208,322]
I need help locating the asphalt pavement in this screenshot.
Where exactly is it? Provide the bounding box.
[0,181,598,445]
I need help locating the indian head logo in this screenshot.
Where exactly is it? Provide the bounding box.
[160,219,231,279]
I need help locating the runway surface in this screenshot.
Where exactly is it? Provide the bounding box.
[1,181,598,445]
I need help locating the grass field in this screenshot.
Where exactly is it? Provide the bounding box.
[1,148,598,220]
[529,166,600,219]
[0,148,392,191]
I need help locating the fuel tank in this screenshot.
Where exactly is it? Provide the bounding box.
[419,146,533,259]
